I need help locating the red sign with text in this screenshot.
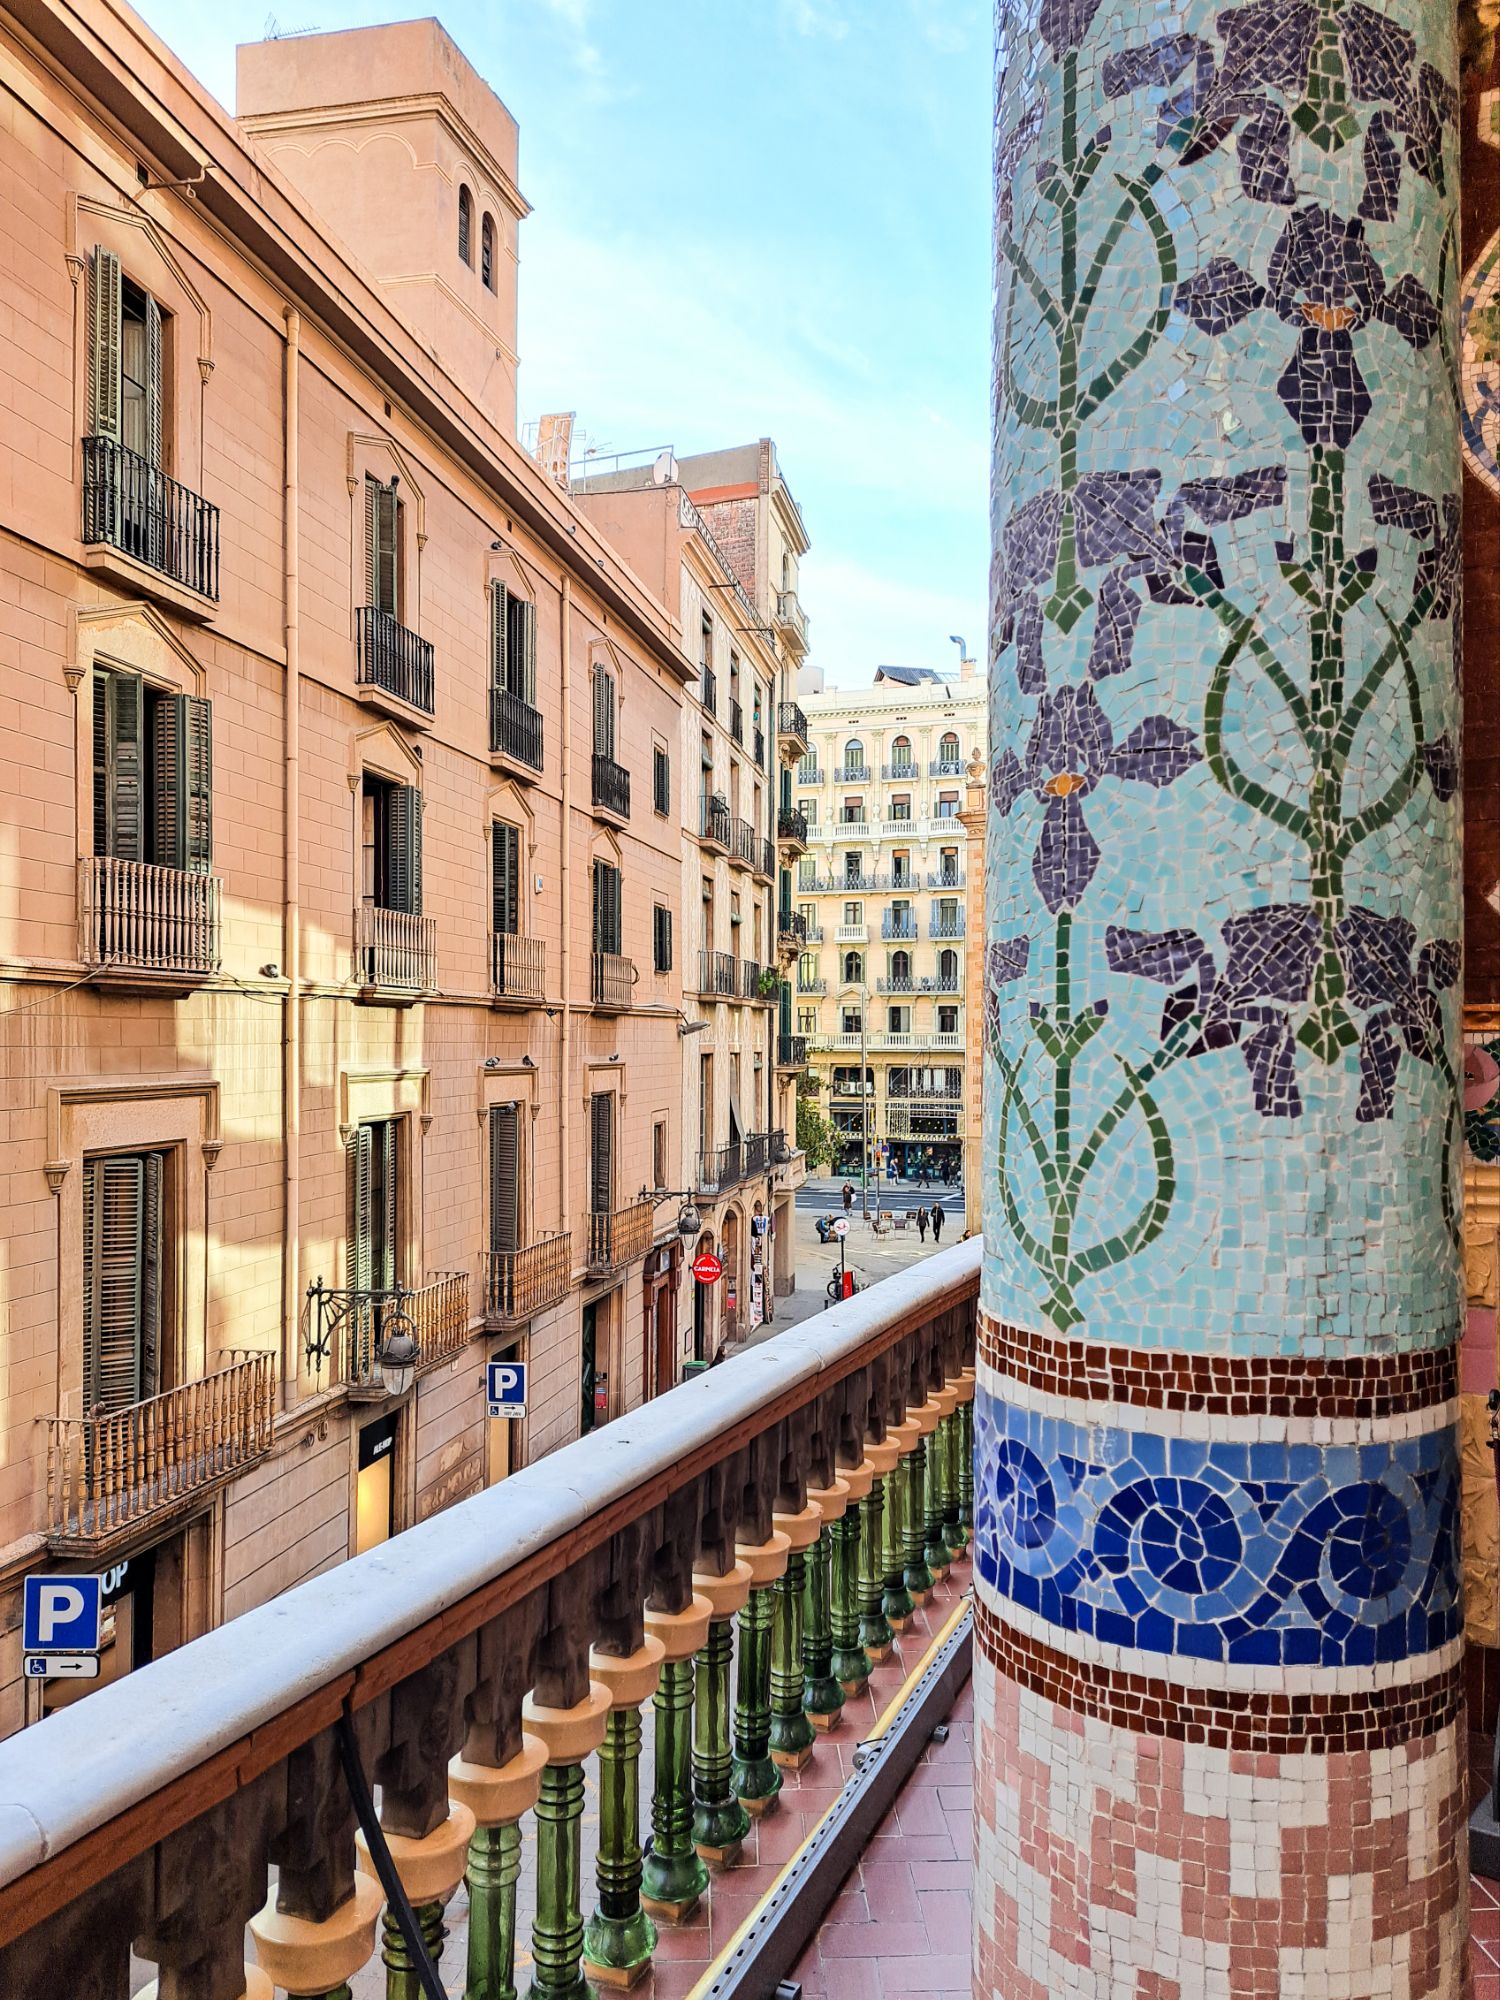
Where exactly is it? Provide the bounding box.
[692,1252,724,1285]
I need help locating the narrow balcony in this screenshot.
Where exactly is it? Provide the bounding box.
[778,806,809,852]
[929,756,966,776]
[801,922,825,943]
[835,922,868,943]
[44,1351,275,1555]
[796,764,823,785]
[743,958,779,1002]
[770,1125,794,1163]
[777,909,809,948]
[491,685,544,773]
[882,915,919,940]
[751,833,776,880]
[591,752,632,820]
[307,1272,471,1395]
[698,948,739,998]
[701,663,717,715]
[798,976,828,995]
[354,902,437,996]
[696,1141,746,1193]
[80,434,219,609]
[356,605,435,718]
[491,932,546,1006]
[880,817,918,838]
[700,794,731,850]
[777,1032,809,1067]
[592,951,635,1010]
[778,700,809,756]
[932,1030,965,1049]
[928,869,964,889]
[881,761,919,781]
[743,1130,770,1175]
[835,815,870,835]
[929,913,966,939]
[587,1197,656,1272]
[775,586,811,652]
[484,1233,572,1327]
[839,762,872,783]
[729,698,744,744]
[728,815,756,870]
[79,855,221,990]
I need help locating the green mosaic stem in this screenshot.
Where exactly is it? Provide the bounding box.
[829,1505,869,1692]
[730,1582,782,1811]
[692,1617,751,1857]
[528,1760,589,2000]
[958,1401,974,1540]
[903,1436,935,1600]
[582,1706,656,1981]
[940,1412,967,1557]
[465,1818,522,2000]
[288,1986,353,2000]
[859,1478,894,1657]
[801,1525,845,1725]
[924,1423,954,1578]
[380,1899,447,2000]
[882,1460,915,1625]
[641,1659,707,1914]
[768,1549,815,1760]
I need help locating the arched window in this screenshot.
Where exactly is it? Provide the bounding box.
[843,738,865,776]
[939,731,960,767]
[891,734,913,774]
[481,214,496,291]
[844,950,864,985]
[458,186,473,266]
[939,949,958,985]
[891,951,911,984]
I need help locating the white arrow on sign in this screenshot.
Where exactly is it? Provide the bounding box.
[23,1653,100,1680]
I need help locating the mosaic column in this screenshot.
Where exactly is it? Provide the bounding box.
[981,0,1467,1988]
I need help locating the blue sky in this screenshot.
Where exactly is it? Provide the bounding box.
[135,0,992,687]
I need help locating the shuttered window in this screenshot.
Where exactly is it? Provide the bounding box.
[458,187,473,265]
[88,251,164,468]
[492,822,521,936]
[489,1104,521,1255]
[592,668,617,759]
[481,214,496,290]
[365,477,400,618]
[592,860,622,956]
[366,778,424,915]
[348,1119,399,1293]
[653,905,673,973]
[82,1152,164,1414]
[490,582,538,705]
[93,671,213,870]
[589,1093,614,1214]
[652,746,670,817]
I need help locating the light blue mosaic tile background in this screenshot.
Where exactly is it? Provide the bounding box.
[983,0,1464,1355]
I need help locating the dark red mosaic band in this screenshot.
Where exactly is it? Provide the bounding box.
[977,1309,1457,1420]
[973,1596,1463,1753]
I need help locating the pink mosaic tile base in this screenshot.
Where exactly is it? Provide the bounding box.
[973,1647,1471,1997]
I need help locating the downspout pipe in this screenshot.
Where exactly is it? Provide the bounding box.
[559,577,572,1254]
[281,308,301,1412]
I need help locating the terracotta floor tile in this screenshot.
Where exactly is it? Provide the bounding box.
[853,1860,923,1925]
[880,1954,972,1997]
[909,1858,972,1891]
[818,1951,887,2000]
[815,1919,933,1957]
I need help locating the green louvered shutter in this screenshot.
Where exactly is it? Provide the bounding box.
[94,671,144,861]
[492,822,520,936]
[366,479,399,616]
[144,294,163,470]
[590,1093,613,1214]
[490,1104,520,1256]
[386,785,423,915]
[593,668,615,758]
[184,696,213,872]
[347,1123,374,1294]
[82,1152,162,1415]
[87,248,123,442]
[515,598,537,703]
[490,580,509,697]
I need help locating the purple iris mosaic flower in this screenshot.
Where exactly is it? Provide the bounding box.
[1369,473,1462,698]
[1333,908,1459,1120]
[1104,906,1323,1116]
[1341,3,1457,220]
[986,937,1032,1045]
[1103,0,1316,205]
[1174,205,1438,448]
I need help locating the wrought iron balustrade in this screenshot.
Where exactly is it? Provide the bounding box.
[778,807,809,847]
[729,699,744,744]
[778,700,809,748]
[699,949,739,998]
[491,686,544,770]
[587,1197,656,1271]
[591,752,631,818]
[701,664,717,715]
[485,1234,572,1325]
[80,855,221,976]
[592,951,635,1010]
[701,795,731,848]
[882,915,919,940]
[356,606,435,716]
[355,902,437,990]
[81,434,220,599]
[305,1272,471,1391]
[491,932,546,1004]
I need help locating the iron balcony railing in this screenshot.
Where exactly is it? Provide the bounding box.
[801,923,825,942]
[751,834,776,879]
[743,958,778,1001]
[81,434,220,600]
[887,1102,962,1136]
[877,974,962,995]
[778,700,809,748]
[587,1197,656,1271]
[701,664,717,715]
[744,1130,769,1176]
[887,1071,965,1100]
[807,872,888,894]
[699,949,739,998]
[356,606,435,716]
[491,686,544,770]
[696,1141,745,1193]
[701,795,731,848]
[778,807,809,847]
[795,764,822,785]
[355,902,437,990]
[929,757,966,776]
[882,914,919,940]
[491,932,546,1004]
[775,588,811,650]
[777,1033,809,1067]
[484,1233,572,1326]
[778,909,808,945]
[928,870,964,889]
[771,1126,793,1163]
[592,951,635,1010]
[44,1352,275,1551]
[307,1272,471,1391]
[591,752,631,818]
[79,855,221,976]
[930,913,967,939]
[839,762,872,783]
[728,815,756,868]
[729,698,744,744]
[798,976,828,994]
[881,761,919,781]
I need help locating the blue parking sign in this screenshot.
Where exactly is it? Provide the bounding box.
[487,1359,527,1419]
[23,1573,102,1653]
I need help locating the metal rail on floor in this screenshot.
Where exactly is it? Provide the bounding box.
[690,1599,974,2000]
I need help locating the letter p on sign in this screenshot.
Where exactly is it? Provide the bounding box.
[23,1573,102,1653]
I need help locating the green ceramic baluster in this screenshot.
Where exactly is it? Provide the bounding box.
[692,1595,752,1863]
[903,1433,935,1603]
[830,1476,871,1693]
[801,1521,845,1729]
[529,1761,589,2000]
[731,1567,783,1814]
[882,1450,915,1628]
[769,1538,816,1767]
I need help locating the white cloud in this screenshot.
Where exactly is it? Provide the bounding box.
[532,0,623,102]
[780,0,852,39]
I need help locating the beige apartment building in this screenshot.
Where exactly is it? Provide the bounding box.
[0,5,742,1731]
[792,663,986,1189]
[575,444,814,1345]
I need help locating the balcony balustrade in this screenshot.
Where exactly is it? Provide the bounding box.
[928,869,964,889]
[834,922,868,943]
[777,909,809,946]
[798,976,828,994]
[882,915,919,940]
[79,855,221,979]
[701,664,717,715]
[355,901,437,991]
[592,951,635,1010]
[699,948,739,998]
[490,685,544,771]
[929,913,966,939]
[356,606,435,716]
[700,794,731,849]
[887,1072,964,1101]
[801,923,824,942]
[697,1140,746,1192]
[730,698,744,744]
[807,872,887,893]
[795,764,822,785]
[778,806,809,849]
[744,1130,769,1175]
[881,761,919,781]
[778,700,809,752]
[81,434,220,600]
[44,1351,275,1553]
[838,763,872,783]
[484,1233,572,1326]
[931,1031,965,1049]
[835,815,870,834]
[741,958,769,1001]
[306,1272,471,1395]
[591,752,632,819]
[490,932,546,1005]
[876,974,961,995]
[775,587,811,650]
[881,818,919,838]
[751,834,776,880]
[929,757,966,776]
[777,1033,809,1067]
[587,1196,656,1271]
[770,1126,793,1163]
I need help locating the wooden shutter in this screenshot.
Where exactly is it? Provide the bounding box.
[593,669,615,758]
[654,905,672,973]
[490,580,509,700]
[144,294,163,470]
[184,696,213,872]
[386,785,423,916]
[87,248,123,441]
[653,747,670,815]
[589,1093,614,1214]
[82,1152,161,1414]
[151,692,213,872]
[375,1120,398,1291]
[489,1104,521,1255]
[509,595,537,703]
[593,862,621,956]
[94,671,144,861]
[366,479,398,615]
[492,822,520,936]
[364,477,379,609]
[347,1123,373,1294]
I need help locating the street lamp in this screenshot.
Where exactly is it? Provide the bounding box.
[837,979,873,1223]
[640,1188,704,1241]
[375,1283,419,1397]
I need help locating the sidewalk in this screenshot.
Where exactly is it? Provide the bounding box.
[741,1187,967,1345]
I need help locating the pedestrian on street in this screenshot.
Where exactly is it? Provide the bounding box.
[842,1181,854,1214]
[916,1206,929,1243]
[931,1201,945,1243]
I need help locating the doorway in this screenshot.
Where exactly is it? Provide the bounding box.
[355,1411,399,1555]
